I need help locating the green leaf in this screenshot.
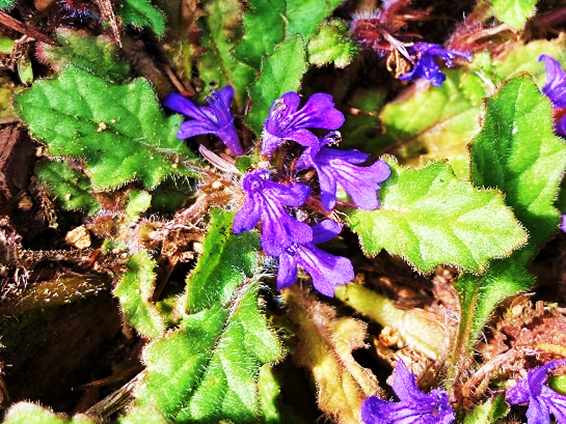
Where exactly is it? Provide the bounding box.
[3,402,97,424]
[234,0,286,69]
[470,75,566,262]
[463,395,508,424]
[489,0,537,30]
[307,20,358,69]
[118,407,170,424]
[0,37,14,54]
[0,0,15,10]
[381,66,488,178]
[35,159,100,216]
[126,190,152,222]
[456,75,566,353]
[346,158,528,273]
[492,37,566,86]
[37,28,130,82]
[185,208,259,313]
[258,364,282,424]
[197,0,256,109]
[136,211,281,423]
[117,0,166,37]
[114,250,165,339]
[15,66,199,190]
[246,35,308,134]
[286,0,345,38]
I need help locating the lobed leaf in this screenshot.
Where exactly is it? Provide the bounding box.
[283,286,383,424]
[246,35,307,134]
[116,0,166,37]
[114,250,165,339]
[489,0,537,30]
[307,20,358,69]
[15,66,199,190]
[35,159,100,216]
[37,28,130,82]
[456,75,566,352]
[347,158,528,273]
[136,210,282,423]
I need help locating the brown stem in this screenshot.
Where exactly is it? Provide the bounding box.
[0,12,55,45]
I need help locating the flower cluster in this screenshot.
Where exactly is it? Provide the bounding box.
[164,87,390,296]
[235,91,391,296]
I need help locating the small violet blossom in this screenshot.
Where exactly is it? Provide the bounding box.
[507,359,566,424]
[361,360,455,424]
[539,54,566,137]
[261,92,345,157]
[296,132,391,211]
[163,86,243,156]
[233,169,312,257]
[399,43,472,87]
[277,220,354,297]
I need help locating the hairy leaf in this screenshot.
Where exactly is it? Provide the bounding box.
[126,190,152,222]
[234,0,285,69]
[489,0,537,30]
[197,0,255,109]
[37,28,130,82]
[35,159,100,216]
[463,395,508,424]
[381,67,487,178]
[118,407,169,424]
[114,250,165,339]
[307,20,358,69]
[0,0,14,9]
[3,402,97,424]
[286,0,345,38]
[283,286,383,424]
[185,208,259,313]
[136,210,281,423]
[15,66,199,190]
[246,35,307,134]
[347,158,527,273]
[117,0,166,37]
[456,75,566,352]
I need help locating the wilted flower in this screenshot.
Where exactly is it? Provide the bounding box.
[361,360,455,424]
[399,42,472,87]
[261,92,345,157]
[277,220,354,297]
[539,54,566,137]
[296,132,391,211]
[506,359,566,424]
[233,169,312,257]
[163,86,243,156]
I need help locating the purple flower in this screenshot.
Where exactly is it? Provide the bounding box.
[163,86,243,156]
[399,43,472,87]
[277,220,354,297]
[261,92,345,157]
[233,169,312,257]
[539,54,566,137]
[561,215,566,233]
[507,359,566,424]
[296,132,391,211]
[361,361,454,424]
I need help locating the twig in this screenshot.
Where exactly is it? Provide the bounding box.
[0,12,55,45]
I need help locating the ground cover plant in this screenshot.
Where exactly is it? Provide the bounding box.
[2,0,566,422]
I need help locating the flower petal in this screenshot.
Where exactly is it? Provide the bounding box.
[176,120,218,139]
[216,122,244,156]
[164,93,215,122]
[539,54,566,108]
[298,244,354,297]
[265,180,312,207]
[312,220,342,244]
[233,196,261,234]
[276,251,299,290]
